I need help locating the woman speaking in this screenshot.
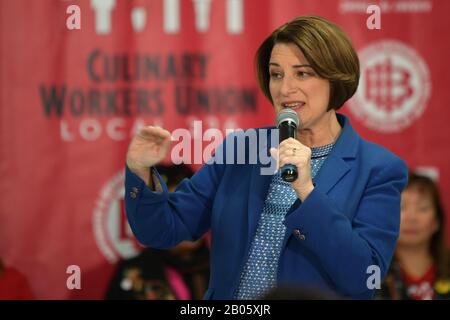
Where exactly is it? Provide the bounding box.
[124,16,408,300]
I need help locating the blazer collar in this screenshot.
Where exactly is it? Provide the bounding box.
[329,113,359,160]
[312,113,359,194]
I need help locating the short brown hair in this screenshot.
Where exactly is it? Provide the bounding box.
[255,15,360,110]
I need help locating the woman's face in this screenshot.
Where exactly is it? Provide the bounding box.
[397,187,439,248]
[269,42,331,130]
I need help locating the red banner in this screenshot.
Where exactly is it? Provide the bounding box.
[1,0,449,299]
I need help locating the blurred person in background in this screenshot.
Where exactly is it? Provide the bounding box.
[377,172,450,300]
[105,164,210,300]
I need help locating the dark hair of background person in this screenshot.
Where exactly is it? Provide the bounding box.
[155,163,195,190]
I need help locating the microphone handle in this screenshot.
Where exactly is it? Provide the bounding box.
[279,121,297,140]
[279,121,298,182]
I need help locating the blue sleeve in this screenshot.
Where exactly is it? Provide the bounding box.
[284,157,408,298]
[124,158,225,249]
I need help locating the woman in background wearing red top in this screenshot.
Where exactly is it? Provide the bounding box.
[378,172,450,300]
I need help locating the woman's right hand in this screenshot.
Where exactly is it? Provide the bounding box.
[126,126,172,180]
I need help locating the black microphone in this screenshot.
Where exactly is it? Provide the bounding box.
[276,108,300,182]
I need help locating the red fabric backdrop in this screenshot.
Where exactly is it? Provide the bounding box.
[1,0,449,299]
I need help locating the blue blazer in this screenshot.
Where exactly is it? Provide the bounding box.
[125,114,408,300]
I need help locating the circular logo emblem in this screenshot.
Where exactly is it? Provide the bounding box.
[93,171,142,263]
[348,40,431,132]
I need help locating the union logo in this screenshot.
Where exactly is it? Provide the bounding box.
[348,40,431,132]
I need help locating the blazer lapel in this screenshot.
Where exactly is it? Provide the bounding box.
[312,153,351,194]
[247,127,277,241]
[312,113,359,194]
[247,164,273,239]
[230,128,274,293]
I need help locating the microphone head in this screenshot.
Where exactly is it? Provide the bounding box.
[276,108,299,128]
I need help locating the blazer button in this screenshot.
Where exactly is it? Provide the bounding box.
[130,191,137,199]
[132,187,139,193]
[293,229,306,241]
